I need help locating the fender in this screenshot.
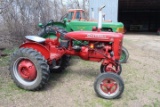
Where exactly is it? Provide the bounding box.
[53,22,66,29]
[20,42,50,60]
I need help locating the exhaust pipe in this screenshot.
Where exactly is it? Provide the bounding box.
[98,5,106,31]
[102,13,105,21]
[91,8,94,20]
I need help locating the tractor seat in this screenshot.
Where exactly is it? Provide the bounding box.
[25,35,46,43]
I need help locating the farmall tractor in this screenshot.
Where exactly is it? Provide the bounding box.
[9,6,124,99]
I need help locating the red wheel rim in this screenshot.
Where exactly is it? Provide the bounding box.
[100,78,118,95]
[104,64,120,74]
[18,59,37,81]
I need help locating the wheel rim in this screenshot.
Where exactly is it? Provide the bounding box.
[120,51,126,62]
[99,78,119,97]
[18,59,37,81]
[13,57,38,86]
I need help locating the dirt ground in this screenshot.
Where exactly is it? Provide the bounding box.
[0,33,160,107]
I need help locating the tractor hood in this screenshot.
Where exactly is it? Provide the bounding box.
[69,20,123,28]
[65,31,123,42]
[66,20,124,33]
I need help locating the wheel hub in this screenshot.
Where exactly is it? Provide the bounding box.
[100,79,118,95]
[18,59,37,81]
[105,64,118,73]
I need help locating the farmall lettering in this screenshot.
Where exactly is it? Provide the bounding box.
[87,34,110,40]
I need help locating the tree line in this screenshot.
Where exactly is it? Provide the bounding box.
[0,0,89,46]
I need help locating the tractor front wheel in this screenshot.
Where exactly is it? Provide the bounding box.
[9,48,50,90]
[94,73,124,99]
[100,63,122,75]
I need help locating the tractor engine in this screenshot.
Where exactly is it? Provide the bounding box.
[74,41,112,62]
[65,31,123,62]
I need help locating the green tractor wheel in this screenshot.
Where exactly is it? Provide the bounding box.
[120,46,129,63]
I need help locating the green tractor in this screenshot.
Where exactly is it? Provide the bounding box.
[38,9,129,63]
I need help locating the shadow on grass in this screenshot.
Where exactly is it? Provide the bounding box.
[44,65,100,91]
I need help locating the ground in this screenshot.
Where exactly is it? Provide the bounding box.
[0,33,160,107]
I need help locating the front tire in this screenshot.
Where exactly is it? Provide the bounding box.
[100,63,122,75]
[9,48,50,90]
[94,73,124,99]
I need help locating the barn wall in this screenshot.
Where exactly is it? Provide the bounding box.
[89,0,118,22]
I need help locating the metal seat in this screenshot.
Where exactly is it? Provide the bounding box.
[25,35,46,43]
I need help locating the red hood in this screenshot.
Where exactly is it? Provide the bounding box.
[66,31,123,42]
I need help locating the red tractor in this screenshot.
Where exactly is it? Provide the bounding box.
[9,6,124,99]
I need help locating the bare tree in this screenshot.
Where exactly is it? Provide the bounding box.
[0,0,89,46]
[0,0,13,14]
[1,0,52,44]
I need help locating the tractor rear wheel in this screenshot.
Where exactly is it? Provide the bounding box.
[120,46,129,63]
[94,73,124,99]
[38,25,67,39]
[9,48,50,90]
